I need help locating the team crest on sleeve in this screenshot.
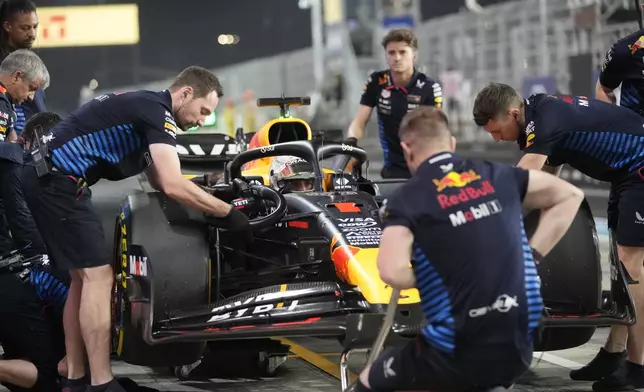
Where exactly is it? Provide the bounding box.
[0,110,9,138]
[629,36,644,54]
[163,110,178,139]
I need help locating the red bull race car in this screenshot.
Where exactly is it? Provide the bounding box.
[111,96,636,380]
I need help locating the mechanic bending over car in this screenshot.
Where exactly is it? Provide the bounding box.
[568,28,644,389]
[0,49,47,258]
[20,66,253,392]
[0,0,47,135]
[355,106,584,391]
[472,83,644,391]
[345,28,443,179]
[269,155,315,192]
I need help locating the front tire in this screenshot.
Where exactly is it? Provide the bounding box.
[112,192,209,367]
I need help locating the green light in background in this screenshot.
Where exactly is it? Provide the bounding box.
[187,112,217,132]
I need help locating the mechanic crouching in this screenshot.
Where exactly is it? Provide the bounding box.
[354,107,584,391]
[0,49,47,258]
[0,113,68,392]
[0,251,68,392]
[20,66,253,392]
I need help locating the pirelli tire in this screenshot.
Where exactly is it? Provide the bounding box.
[525,198,601,351]
[112,192,209,367]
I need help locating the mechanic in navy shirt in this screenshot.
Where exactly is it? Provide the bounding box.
[473,83,644,391]
[597,29,644,115]
[20,66,252,392]
[345,29,443,179]
[0,0,46,135]
[0,49,47,259]
[354,107,583,392]
[0,253,68,392]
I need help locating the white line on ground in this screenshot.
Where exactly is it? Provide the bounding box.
[532,352,584,370]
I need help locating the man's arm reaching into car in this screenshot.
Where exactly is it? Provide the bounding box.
[346,105,374,141]
[522,169,584,257]
[147,143,232,218]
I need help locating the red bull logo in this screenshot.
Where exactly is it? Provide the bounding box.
[630,36,644,54]
[433,170,481,192]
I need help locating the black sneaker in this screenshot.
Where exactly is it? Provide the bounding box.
[569,347,626,381]
[593,361,644,392]
[89,379,127,392]
[61,377,88,392]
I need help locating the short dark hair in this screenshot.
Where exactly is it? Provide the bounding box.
[21,111,61,146]
[381,29,418,50]
[0,0,37,58]
[399,106,451,143]
[169,66,224,99]
[472,83,521,126]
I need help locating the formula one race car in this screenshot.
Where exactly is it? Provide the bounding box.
[111,96,636,378]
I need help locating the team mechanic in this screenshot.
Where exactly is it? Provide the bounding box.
[565,27,644,387]
[354,106,584,391]
[345,28,443,179]
[20,66,253,392]
[0,111,151,392]
[0,252,68,392]
[1,111,67,391]
[0,0,47,134]
[0,49,47,258]
[472,83,644,391]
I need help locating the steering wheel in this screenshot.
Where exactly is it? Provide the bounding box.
[211,178,287,230]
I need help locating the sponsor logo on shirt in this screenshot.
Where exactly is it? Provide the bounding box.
[525,121,535,137]
[163,121,177,139]
[436,180,496,209]
[629,36,644,54]
[526,133,536,148]
[468,294,519,318]
[449,200,503,227]
[433,170,481,192]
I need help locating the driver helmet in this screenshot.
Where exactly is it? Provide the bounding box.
[269,155,315,192]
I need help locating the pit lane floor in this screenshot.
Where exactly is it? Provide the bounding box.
[0,176,618,392]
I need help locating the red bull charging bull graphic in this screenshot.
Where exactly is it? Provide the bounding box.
[433,170,481,192]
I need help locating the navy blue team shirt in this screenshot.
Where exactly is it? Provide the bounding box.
[360,69,442,172]
[599,29,644,114]
[519,94,644,182]
[383,152,542,358]
[47,90,179,186]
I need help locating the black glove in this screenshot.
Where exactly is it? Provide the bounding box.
[531,247,544,265]
[343,137,358,147]
[208,207,253,243]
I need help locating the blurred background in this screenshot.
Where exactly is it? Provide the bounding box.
[34,0,642,221]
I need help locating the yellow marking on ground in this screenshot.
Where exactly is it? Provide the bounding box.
[279,338,357,381]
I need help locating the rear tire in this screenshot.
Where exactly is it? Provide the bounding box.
[524,199,601,351]
[112,192,209,367]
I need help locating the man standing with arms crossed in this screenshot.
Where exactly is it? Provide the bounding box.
[345,29,443,179]
[472,83,644,391]
[20,66,253,392]
[354,106,583,391]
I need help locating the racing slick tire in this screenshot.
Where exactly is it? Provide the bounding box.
[112,192,209,367]
[524,198,601,351]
